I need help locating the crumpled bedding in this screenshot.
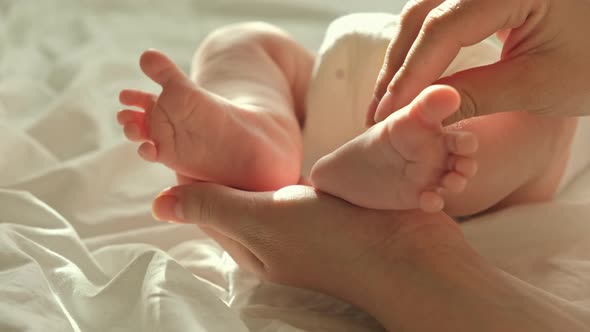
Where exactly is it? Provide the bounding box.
[1,0,589,331]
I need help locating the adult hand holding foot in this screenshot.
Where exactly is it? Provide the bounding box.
[152,183,587,331]
[368,0,590,125]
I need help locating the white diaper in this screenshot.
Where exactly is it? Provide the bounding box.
[302,13,590,195]
[559,116,590,195]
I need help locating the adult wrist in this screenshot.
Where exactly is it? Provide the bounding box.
[333,210,479,330]
[359,226,587,332]
[362,228,484,331]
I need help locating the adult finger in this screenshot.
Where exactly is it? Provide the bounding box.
[152,183,265,242]
[438,54,554,124]
[367,0,444,126]
[374,0,538,123]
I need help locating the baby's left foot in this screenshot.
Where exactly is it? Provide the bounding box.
[310,85,478,213]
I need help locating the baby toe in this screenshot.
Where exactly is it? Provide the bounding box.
[138,142,158,162]
[411,85,461,129]
[440,172,468,193]
[447,156,478,178]
[140,50,190,87]
[123,123,148,142]
[117,109,144,125]
[419,191,445,213]
[119,89,156,110]
[445,131,478,155]
[119,110,148,141]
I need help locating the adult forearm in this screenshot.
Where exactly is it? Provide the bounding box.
[363,250,587,331]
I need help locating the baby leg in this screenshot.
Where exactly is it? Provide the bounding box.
[118,22,313,191]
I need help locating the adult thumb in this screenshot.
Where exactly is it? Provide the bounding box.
[438,55,553,124]
[152,182,265,238]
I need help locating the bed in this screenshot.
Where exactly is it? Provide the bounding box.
[1,0,590,331]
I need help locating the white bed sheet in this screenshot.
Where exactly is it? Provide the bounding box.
[1,0,589,331]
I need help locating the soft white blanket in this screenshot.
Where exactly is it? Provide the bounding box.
[1,0,589,331]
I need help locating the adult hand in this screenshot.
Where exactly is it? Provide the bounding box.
[368,0,590,125]
[151,184,587,331]
[152,183,468,300]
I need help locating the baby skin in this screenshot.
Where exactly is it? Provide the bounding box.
[118,22,576,216]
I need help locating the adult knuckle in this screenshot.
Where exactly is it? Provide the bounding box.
[422,12,444,35]
[386,81,397,95]
[400,0,435,26]
[423,0,465,34]
[387,63,412,94]
[400,1,422,26]
[185,189,212,223]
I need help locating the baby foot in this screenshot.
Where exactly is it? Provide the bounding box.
[310,85,478,213]
[117,50,297,190]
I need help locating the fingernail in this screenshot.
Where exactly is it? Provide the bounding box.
[152,193,184,222]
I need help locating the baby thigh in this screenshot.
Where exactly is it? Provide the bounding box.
[443,112,577,217]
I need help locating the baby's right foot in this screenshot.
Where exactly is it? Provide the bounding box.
[310,85,479,213]
[117,50,300,191]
